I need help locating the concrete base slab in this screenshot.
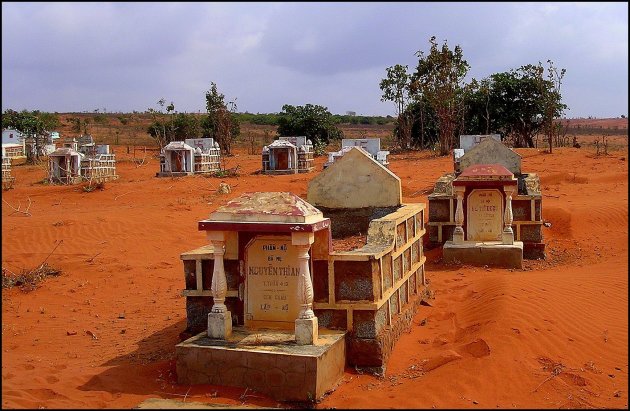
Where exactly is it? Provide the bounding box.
[135,398,276,409]
[443,240,523,269]
[156,171,195,178]
[176,327,346,402]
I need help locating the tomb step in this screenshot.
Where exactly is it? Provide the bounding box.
[176,327,346,403]
[442,241,523,269]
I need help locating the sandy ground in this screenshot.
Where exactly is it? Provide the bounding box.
[1,139,628,409]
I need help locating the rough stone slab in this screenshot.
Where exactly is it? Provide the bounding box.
[207,192,324,224]
[442,241,523,269]
[176,328,346,402]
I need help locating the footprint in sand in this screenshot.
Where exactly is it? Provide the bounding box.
[421,350,462,372]
[46,375,59,384]
[460,338,491,358]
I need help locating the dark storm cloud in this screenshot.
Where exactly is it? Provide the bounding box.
[1,2,627,117]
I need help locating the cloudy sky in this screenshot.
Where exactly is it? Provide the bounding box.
[2,2,628,118]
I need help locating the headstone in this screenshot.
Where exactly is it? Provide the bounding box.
[459,138,522,175]
[466,189,503,241]
[459,134,501,152]
[342,138,381,156]
[185,138,217,152]
[308,147,401,208]
[245,236,301,328]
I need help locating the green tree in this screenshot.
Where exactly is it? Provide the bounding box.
[462,63,567,148]
[410,36,470,155]
[201,82,240,155]
[2,109,59,162]
[2,109,58,136]
[380,64,413,149]
[171,113,201,141]
[276,103,343,147]
[146,98,176,147]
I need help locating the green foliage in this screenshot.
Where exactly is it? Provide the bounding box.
[276,104,343,146]
[396,96,439,149]
[410,36,470,155]
[146,99,174,147]
[201,82,240,155]
[462,61,567,148]
[313,140,327,156]
[146,109,201,145]
[93,113,108,125]
[385,36,568,151]
[233,112,280,125]
[2,109,59,136]
[380,64,413,149]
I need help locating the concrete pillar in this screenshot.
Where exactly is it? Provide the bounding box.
[503,186,515,245]
[292,232,318,345]
[207,231,232,339]
[453,186,465,244]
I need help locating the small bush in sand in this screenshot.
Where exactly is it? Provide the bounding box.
[2,263,62,292]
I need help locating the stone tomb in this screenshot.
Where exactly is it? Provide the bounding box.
[157,139,221,177]
[176,192,345,402]
[428,138,545,259]
[262,136,314,174]
[442,164,523,268]
[178,188,430,400]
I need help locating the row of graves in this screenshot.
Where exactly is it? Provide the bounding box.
[260,136,390,175]
[172,135,546,403]
[2,129,58,189]
[1,133,118,188]
[48,136,118,184]
[157,138,222,177]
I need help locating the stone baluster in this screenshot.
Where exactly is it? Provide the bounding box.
[453,187,465,244]
[210,239,227,313]
[296,244,315,320]
[207,231,232,339]
[292,232,318,345]
[502,187,515,245]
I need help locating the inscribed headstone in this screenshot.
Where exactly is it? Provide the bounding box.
[245,236,300,328]
[466,189,503,241]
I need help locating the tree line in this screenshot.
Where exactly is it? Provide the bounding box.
[2,35,572,157]
[380,36,568,155]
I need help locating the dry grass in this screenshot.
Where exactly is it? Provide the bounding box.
[2,263,62,292]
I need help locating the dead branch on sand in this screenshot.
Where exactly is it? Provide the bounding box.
[2,197,32,216]
[532,362,565,393]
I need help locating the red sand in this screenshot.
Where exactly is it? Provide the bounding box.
[2,139,628,409]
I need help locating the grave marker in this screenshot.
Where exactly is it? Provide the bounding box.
[245,236,301,328]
